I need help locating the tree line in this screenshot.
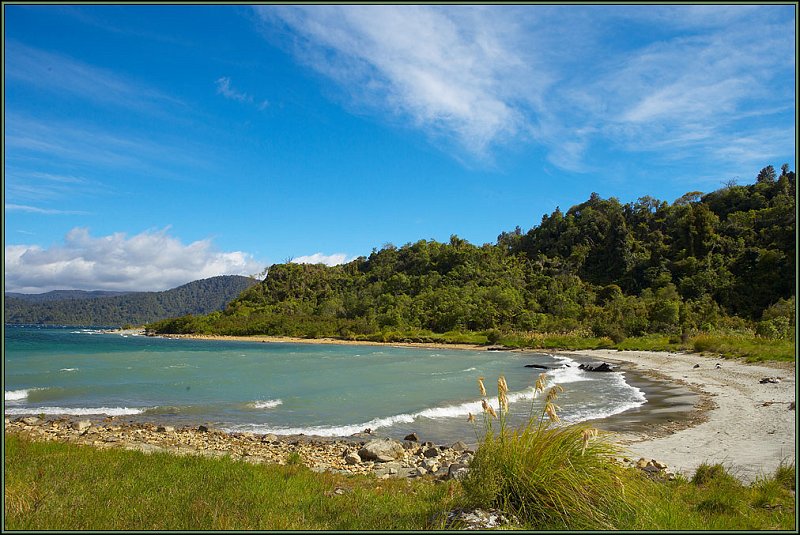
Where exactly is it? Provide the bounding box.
[148,165,795,343]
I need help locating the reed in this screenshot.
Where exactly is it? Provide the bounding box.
[463,374,645,529]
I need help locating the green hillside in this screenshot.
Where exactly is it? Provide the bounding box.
[148,165,795,348]
[4,275,258,327]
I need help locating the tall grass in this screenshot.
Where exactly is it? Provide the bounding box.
[461,373,648,529]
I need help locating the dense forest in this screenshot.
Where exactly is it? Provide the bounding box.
[148,165,795,345]
[5,276,257,327]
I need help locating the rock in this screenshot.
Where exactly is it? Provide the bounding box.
[21,416,41,426]
[524,364,549,369]
[198,425,209,433]
[760,377,782,384]
[437,508,518,530]
[715,363,722,369]
[446,463,470,481]
[421,459,440,472]
[72,420,92,432]
[642,465,661,473]
[789,402,795,411]
[156,425,174,433]
[358,438,404,463]
[693,364,700,369]
[636,458,649,469]
[415,466,428,476]
[486,346,509,351]
[652,460,668,470]
[423,447,440,458]
[388,467,398,475]
[344,452,362,465]
[404,432,419,442]
[450,440,469,452]
[578,362,615,372]
[261,433,278,443]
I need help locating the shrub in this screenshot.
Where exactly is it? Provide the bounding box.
[462,374,644,529]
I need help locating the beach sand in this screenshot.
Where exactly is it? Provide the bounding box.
[568,349,795,483]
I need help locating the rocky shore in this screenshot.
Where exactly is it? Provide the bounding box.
[3,416,474,481]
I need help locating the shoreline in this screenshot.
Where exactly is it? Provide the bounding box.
[566,349,795,483]
[19,330,798,482]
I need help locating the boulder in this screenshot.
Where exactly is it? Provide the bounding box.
[578,362,615,372]
[450,440,469,452]
[446,463,471,481]
[198,425,209,433]
[404,432,419,442]
[423,447,440,458]
[358,438,404,462]
[21,416,41,426]
[156,425,174,433]
[524,364,549,369]
[421,459,440,472]
[759,377,782,384]
[344,451,362,465]
[72,420,92,432]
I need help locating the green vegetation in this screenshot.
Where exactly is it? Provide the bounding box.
[147,165,795,360]
[6,417,795,530]
[4,275,257,327]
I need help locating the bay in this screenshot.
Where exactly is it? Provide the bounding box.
[4,325,646,444]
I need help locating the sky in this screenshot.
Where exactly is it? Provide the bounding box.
[4,4,796,293]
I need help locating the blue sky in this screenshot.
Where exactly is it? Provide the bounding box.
[4,4,796,293]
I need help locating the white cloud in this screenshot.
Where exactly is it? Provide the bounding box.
[215,76,269,109]
[254,5,794,172]
[291,253,351,266]
[4,227,264,293]
[257,5,541,158]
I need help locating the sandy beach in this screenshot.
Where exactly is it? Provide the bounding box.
[569,349,796,483]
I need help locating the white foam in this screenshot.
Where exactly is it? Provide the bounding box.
[248,399,283,409]
[60,368,78,372]
[546,355,592,384]
[226,388,541,437]
[5,389,37,401]
[5,406,147,416]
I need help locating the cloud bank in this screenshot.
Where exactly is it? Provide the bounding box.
[5,228,263,294]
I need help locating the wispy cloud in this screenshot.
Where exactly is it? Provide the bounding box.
[215,76,269,109]
[254,5,794,172]
[256,5,541,159]
[291,252,352,266]
[5,227,264,293]
[6,40,182,113]
[5,204,89,215]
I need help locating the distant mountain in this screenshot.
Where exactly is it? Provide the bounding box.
[4,275,258,327]
[5,290,132,302]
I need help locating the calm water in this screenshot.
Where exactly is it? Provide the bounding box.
[4,325,646,444]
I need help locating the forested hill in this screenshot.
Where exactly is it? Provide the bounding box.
[4,275,258,327]
[148,165,795,343]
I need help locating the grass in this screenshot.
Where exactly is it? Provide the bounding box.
[3,434,458,530]
[5,434,796,530]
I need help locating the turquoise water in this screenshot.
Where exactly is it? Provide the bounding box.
[4,325,645,444]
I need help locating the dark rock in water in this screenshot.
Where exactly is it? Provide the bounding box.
[524,364,549,369]
[404,432,419,442]
[198,424,209,432]
[578,362,615,372]
[423,447,440,458]
[486,345,509,351]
